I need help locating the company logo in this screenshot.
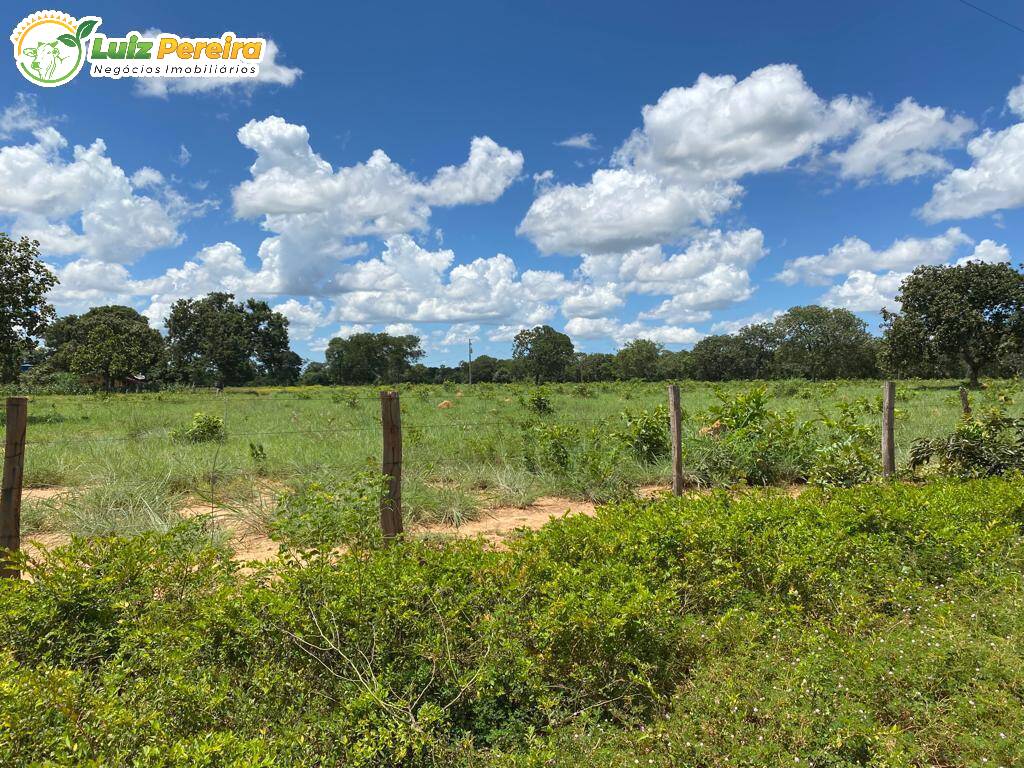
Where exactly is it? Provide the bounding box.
[11,10,98,86]
[12,10,266,87]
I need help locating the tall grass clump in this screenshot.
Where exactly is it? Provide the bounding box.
[29,480,186,537]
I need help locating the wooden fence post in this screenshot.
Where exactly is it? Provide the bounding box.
[881,381,896,479]
[668,384,683,495]
[379,391,403,541]
[959,387,971,416]
[1,397,27,579]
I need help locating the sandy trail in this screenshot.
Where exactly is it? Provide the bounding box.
[17,484,644,563]
[417,496,598,543]
[22,487,69,501]
[19,482,805,565]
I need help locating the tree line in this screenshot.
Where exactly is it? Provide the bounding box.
[2,233,1023,389]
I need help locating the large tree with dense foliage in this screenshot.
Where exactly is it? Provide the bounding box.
[690,330,770,381]
[771,306,879,380]
[614,339,663,381]
[512,325,575,384]
[298,361,332,386]
[324,332,424,384]
[492,358,527,383]
[460,354,499,383]
[248,300,303,384]
[882,262,1024,386]
[46,306,164,389]
[578,352,616,382]
[656,349,692,380]
[166,293,301,387]
[0,234,57,383]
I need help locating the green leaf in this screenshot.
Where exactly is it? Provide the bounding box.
[75,19,98,40]
[57,34,77,47]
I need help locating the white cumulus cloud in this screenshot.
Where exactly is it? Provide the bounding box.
[831,98,973,182]
[0,125,201,263]
[518,167,739,254]
[615,63,868,183]
[272,298,327,342]
[776,227,974,286]
[820,270,907,313]
[807,233,1011,313]
[231,116,523,294]
[519,64,871,256]
[564,316,702,347]
[555,133,597,149]
[919,82,1024,221]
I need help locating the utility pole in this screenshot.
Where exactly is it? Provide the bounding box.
[467,338,473,385]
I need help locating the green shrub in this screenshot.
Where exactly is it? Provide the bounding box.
[248,442,268,475]
[170,412,227,444]
[615,406,669,463]
[3,478,1024,765]
[270,472,386,551]
[564,428,633,502]
[526,390,553,415]
[522,423,631,502]
[574,384,597,399]
[909,409,1024,478]
[331,391,360,408]
[687,387,816,486]
[706,385,772,430]
[527,423,578,473]
[809,402,878,487]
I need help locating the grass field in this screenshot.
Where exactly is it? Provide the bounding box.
[8,378,1023,537]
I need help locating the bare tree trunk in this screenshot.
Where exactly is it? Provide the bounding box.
[968,362,980,389]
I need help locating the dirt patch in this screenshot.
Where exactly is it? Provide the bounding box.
[178,493,281,563]
[23,487,71,501]
[13,482,809,566]
[638,484,671,499]
[178,499,218,519]
[230,533,280,563]
[20,532,70,565]
[416,496,597,542]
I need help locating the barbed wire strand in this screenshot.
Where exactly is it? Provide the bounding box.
[18,416,633,448]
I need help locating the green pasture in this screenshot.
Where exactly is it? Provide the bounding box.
[9,378,1022,533]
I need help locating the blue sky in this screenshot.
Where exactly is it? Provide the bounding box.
[2,0,1024,364]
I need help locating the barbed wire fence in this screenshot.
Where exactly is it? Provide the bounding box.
[0,380,983,578]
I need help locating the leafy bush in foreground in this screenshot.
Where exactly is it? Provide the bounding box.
[685,386,819,486]
[910,408,1024,478]
[270,472,385,551]
[615,405,670,463]
[808,401,879,487]
[2,478,1024,765]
